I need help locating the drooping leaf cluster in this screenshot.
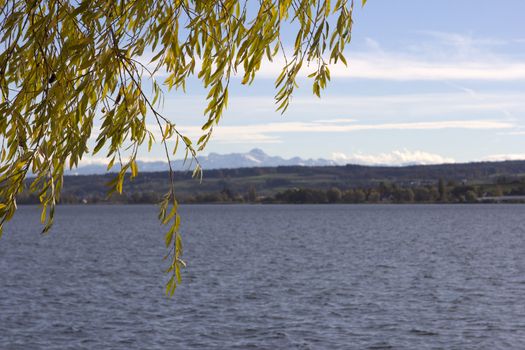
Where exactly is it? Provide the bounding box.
[0,0,360,294]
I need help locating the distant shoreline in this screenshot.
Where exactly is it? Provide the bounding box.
[17,161,525,206]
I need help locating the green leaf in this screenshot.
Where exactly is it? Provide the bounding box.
[130,160,138,178]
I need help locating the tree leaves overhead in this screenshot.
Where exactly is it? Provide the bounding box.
[0,0,356,294]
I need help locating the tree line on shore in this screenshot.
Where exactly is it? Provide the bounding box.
[16,177,525,205]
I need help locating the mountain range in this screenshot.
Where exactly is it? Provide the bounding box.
[68,149,337,175]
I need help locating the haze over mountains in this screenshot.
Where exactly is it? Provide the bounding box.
[68,148,524,175]
[69,149,337,175]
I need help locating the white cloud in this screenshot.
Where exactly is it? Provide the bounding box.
[138,33,525,82]
[249,32,525,81]
[162,91,525,122]
[213,119,512,134]
[483,154,525,162]
[237,55,525,82]
[332,149,455,166]
[90,118,515,152]
[329,58,525,81]
[171,119,514,145]
[76,157,108,166]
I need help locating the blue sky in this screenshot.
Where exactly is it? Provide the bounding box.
[108,0,525,165]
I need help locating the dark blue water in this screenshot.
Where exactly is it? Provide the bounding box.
[1,205,525,349]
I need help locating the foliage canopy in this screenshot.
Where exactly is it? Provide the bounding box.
[0,0,361,294]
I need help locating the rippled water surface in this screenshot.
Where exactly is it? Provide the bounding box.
[1,205,525,349]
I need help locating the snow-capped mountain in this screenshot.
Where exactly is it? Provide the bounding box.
[198,148,336,169]
[67,149,336,175]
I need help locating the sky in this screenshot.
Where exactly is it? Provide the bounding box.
[125,0,525,166]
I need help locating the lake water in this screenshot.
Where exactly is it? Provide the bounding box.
[1,205,525,349]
